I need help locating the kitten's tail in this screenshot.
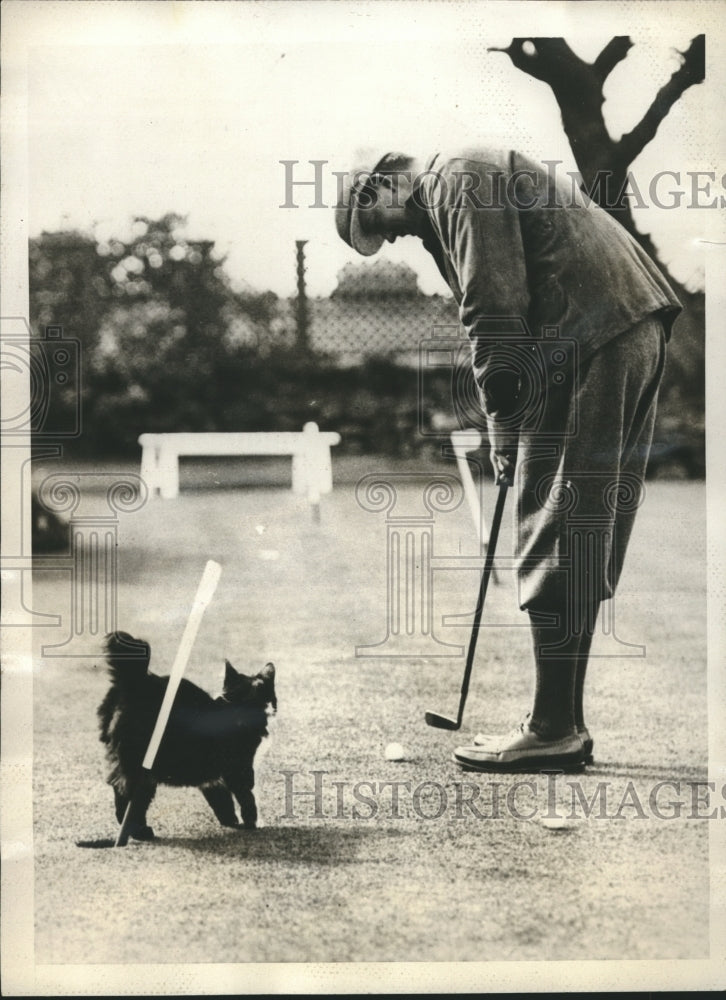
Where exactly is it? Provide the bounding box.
[104,630,151,684]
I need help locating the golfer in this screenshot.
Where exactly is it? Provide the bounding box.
[335,149,681,771]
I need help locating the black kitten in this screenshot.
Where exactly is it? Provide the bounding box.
[98,631,276,840]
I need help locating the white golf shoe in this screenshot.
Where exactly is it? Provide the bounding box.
[453,720,586,772]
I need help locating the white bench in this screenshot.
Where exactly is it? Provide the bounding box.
[139,422,341,503]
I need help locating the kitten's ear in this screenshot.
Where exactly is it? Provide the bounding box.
[224,660,238,684]
[260,662,275,681]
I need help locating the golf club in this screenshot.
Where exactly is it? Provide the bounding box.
[425,481,509,731]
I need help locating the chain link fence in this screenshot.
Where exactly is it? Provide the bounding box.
[275,292,462,367]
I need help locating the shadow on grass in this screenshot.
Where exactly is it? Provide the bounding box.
[176,824,404,864]
[586,761,708,782]
[79,824,405,863]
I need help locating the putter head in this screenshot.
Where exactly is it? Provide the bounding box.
[425,711,461,731]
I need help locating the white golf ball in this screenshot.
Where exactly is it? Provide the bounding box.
[384,742,407,761]
[539,816,570,830]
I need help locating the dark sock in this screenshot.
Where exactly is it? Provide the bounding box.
[574,625,596,732]
[528,609,578,740]
[528,599,600,739]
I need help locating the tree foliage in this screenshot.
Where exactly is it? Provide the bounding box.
[332,259,423,299]
[29,215,280,454]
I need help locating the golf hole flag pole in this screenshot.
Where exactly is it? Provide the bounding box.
[115,559,223,847]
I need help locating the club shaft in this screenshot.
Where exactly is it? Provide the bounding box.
[453,482,508,726]
[115,797,140,847]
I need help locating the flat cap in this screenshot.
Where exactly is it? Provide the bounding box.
[334,157,390,256]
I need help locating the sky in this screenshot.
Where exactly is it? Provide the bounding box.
[20,1,722,298]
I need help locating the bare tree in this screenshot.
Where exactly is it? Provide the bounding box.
[490,35,706,476]
[489,35,705,263]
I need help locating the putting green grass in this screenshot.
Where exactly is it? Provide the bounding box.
[31,464,710,964]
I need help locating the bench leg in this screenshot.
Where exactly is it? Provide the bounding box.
[291,452,306,495]
[140,442,161,498]
[294,444,333,496]
[158,448,180,500]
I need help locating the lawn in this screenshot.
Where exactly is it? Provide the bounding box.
[29,459,711,976]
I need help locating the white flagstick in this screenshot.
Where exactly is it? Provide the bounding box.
[142,559,222,768]
[115,560,222,846]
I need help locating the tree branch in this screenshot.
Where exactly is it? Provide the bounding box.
[487,37,585,85]
[617,34,705,165]
[593,36,633,83]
